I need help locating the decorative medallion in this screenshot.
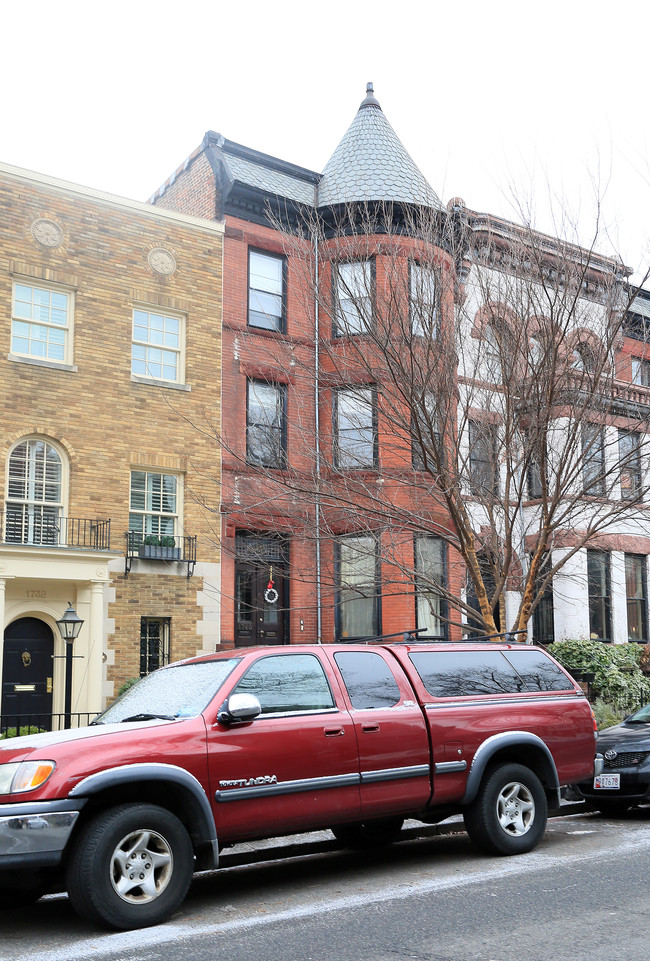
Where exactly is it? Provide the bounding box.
[148,247,177,276]
[31,218,63,248]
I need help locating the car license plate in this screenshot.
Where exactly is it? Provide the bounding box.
[594,774,620,789]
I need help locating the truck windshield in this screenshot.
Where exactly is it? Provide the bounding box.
[93,659,241,724]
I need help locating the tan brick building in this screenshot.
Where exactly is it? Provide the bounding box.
[0,161,223,729]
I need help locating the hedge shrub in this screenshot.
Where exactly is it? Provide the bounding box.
[548,639,650,714]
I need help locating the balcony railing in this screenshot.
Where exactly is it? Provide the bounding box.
[125,531,197,578]
[1,511,111,550]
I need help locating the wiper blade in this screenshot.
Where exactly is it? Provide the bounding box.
[120,713,177,723]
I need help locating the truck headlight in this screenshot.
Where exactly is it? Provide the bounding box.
[0,761,56,795]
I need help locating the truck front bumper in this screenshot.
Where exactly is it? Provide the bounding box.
[0,799,84,870]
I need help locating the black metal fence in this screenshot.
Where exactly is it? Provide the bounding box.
[0,712,100,737]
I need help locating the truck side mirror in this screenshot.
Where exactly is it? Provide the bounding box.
[217,693,262,726]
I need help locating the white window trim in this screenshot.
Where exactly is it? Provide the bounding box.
[131,303,187,387]
[128,468,184,539]
[11,279,75,368]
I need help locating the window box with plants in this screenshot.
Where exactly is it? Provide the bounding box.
[138,534,181,560]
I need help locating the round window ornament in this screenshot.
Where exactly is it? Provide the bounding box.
[31,218,63,248]
[148,247,177,276]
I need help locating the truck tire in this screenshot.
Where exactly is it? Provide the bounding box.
[331,817,404,849]
[66,803,193,929]
[463,763,547,855]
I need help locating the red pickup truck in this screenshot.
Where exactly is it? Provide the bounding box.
[0,641,600,930]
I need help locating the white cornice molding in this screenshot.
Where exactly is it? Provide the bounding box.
[0,160,224,236]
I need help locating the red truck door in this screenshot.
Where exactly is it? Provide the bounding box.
[204,650,361,842]
[327,648,432,819]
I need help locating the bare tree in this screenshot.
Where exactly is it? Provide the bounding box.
[222,196,649,641]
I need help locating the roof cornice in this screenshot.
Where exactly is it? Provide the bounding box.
[0,160,224,235]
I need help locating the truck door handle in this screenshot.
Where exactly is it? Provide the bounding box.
[362,723,380,733]
[324,727,345,737]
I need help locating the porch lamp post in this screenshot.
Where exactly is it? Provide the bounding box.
[56,602,84,729]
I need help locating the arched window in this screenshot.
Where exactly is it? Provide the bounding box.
[5,438,63,545]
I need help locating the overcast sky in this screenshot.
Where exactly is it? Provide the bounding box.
[3,0,649,282]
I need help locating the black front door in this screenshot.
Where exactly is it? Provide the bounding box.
[235,562,286,646]
[2,618,54,731]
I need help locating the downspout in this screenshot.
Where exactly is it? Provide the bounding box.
[314,220,323,643]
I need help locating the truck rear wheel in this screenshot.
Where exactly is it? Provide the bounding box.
[331,817,404,849]
[66,803,193,929]
[464,763,547,855]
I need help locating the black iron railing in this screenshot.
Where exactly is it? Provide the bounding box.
[0,711,100,736]
[1,511,111,550]
[125,531,197,578]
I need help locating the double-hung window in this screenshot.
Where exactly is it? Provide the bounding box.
[469,421,499,496]
[619,429,642,500]
[335,388,376,468]
[337,535,379,640]
[11,282,72,364]
[129,470,178,542]
[132,308,184,383]
[582,424,605,495]
[334,261,372,335]
[246,380,286,468]
[412,392,441,471]
[248,250,284,331]
[409,262,438,338]
[632,358,650,387]
[587,550,611,642]
[625,554,648,642]
[414,536,446,638]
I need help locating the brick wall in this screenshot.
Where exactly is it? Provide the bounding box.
[0,167,223,693]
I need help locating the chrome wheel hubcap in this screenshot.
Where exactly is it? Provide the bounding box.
[497,781,535,836]
[110,829,173,904]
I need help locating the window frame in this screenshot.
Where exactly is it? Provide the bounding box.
[131,304,186,385]
[246,379,288,469]
[10,280,74,367]
[631,357,650,387]
[128,469,181,543]
[334,386,378,469]
[625,553,648,643]
[619,429,643,501]
[336,534,381,641]
[409,261,438,339]
[4,436,67,546]
[140,617,171,676]
[247,248,286,333]
[582,423,606,496]
[587,550,612,642]
[414,535,447,639]
[333,259,374,337]
[468,420,499,497]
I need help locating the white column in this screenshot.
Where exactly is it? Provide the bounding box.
[86,581,106,712]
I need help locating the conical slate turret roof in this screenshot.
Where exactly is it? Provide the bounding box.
[318,83,442,210]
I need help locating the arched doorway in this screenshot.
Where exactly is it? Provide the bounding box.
[2,618,54,732]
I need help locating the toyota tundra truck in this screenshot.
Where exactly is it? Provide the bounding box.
[0,641,601,929]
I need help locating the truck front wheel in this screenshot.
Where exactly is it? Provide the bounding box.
[66,803,193,929]
[464,763,547,855]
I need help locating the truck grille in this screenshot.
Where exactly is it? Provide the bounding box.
[604,750,650,768]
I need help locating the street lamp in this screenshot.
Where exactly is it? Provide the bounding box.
[56,602,84,728]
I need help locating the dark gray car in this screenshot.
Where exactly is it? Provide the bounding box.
[576,703,650,815]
